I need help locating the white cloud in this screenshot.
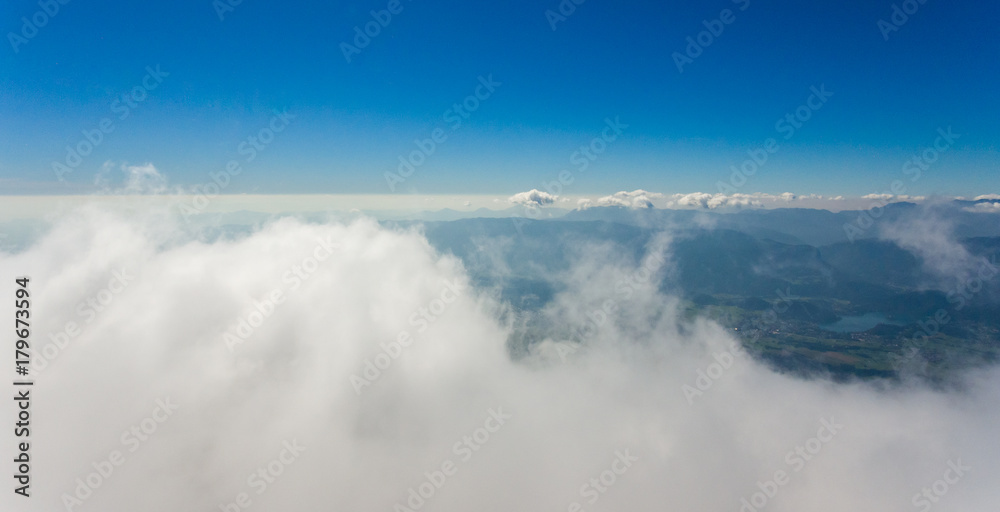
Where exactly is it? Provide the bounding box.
[508,189,557,207]
[861,194,924,203]
[965,202,1000,213]
[594,189,664,209]
[574,192,928,212]
[862,193,893,201]
[92,162,169,195]
[880,205,985,289]
[122,163,168,194]
[666,192,806,209]
[1,205,998,511]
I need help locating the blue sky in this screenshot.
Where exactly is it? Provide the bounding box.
[1,0,997,197]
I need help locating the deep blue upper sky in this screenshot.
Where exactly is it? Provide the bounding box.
[1,0,997,196]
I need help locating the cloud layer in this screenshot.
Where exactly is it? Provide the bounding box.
[1,205,998,512]
[574,191,854,211]
[591,189,664,209]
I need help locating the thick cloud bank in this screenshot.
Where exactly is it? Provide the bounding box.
[1,206,998,512]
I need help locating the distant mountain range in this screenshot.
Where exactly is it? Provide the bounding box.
[3,199,997,381]
[411,200,1000,382]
